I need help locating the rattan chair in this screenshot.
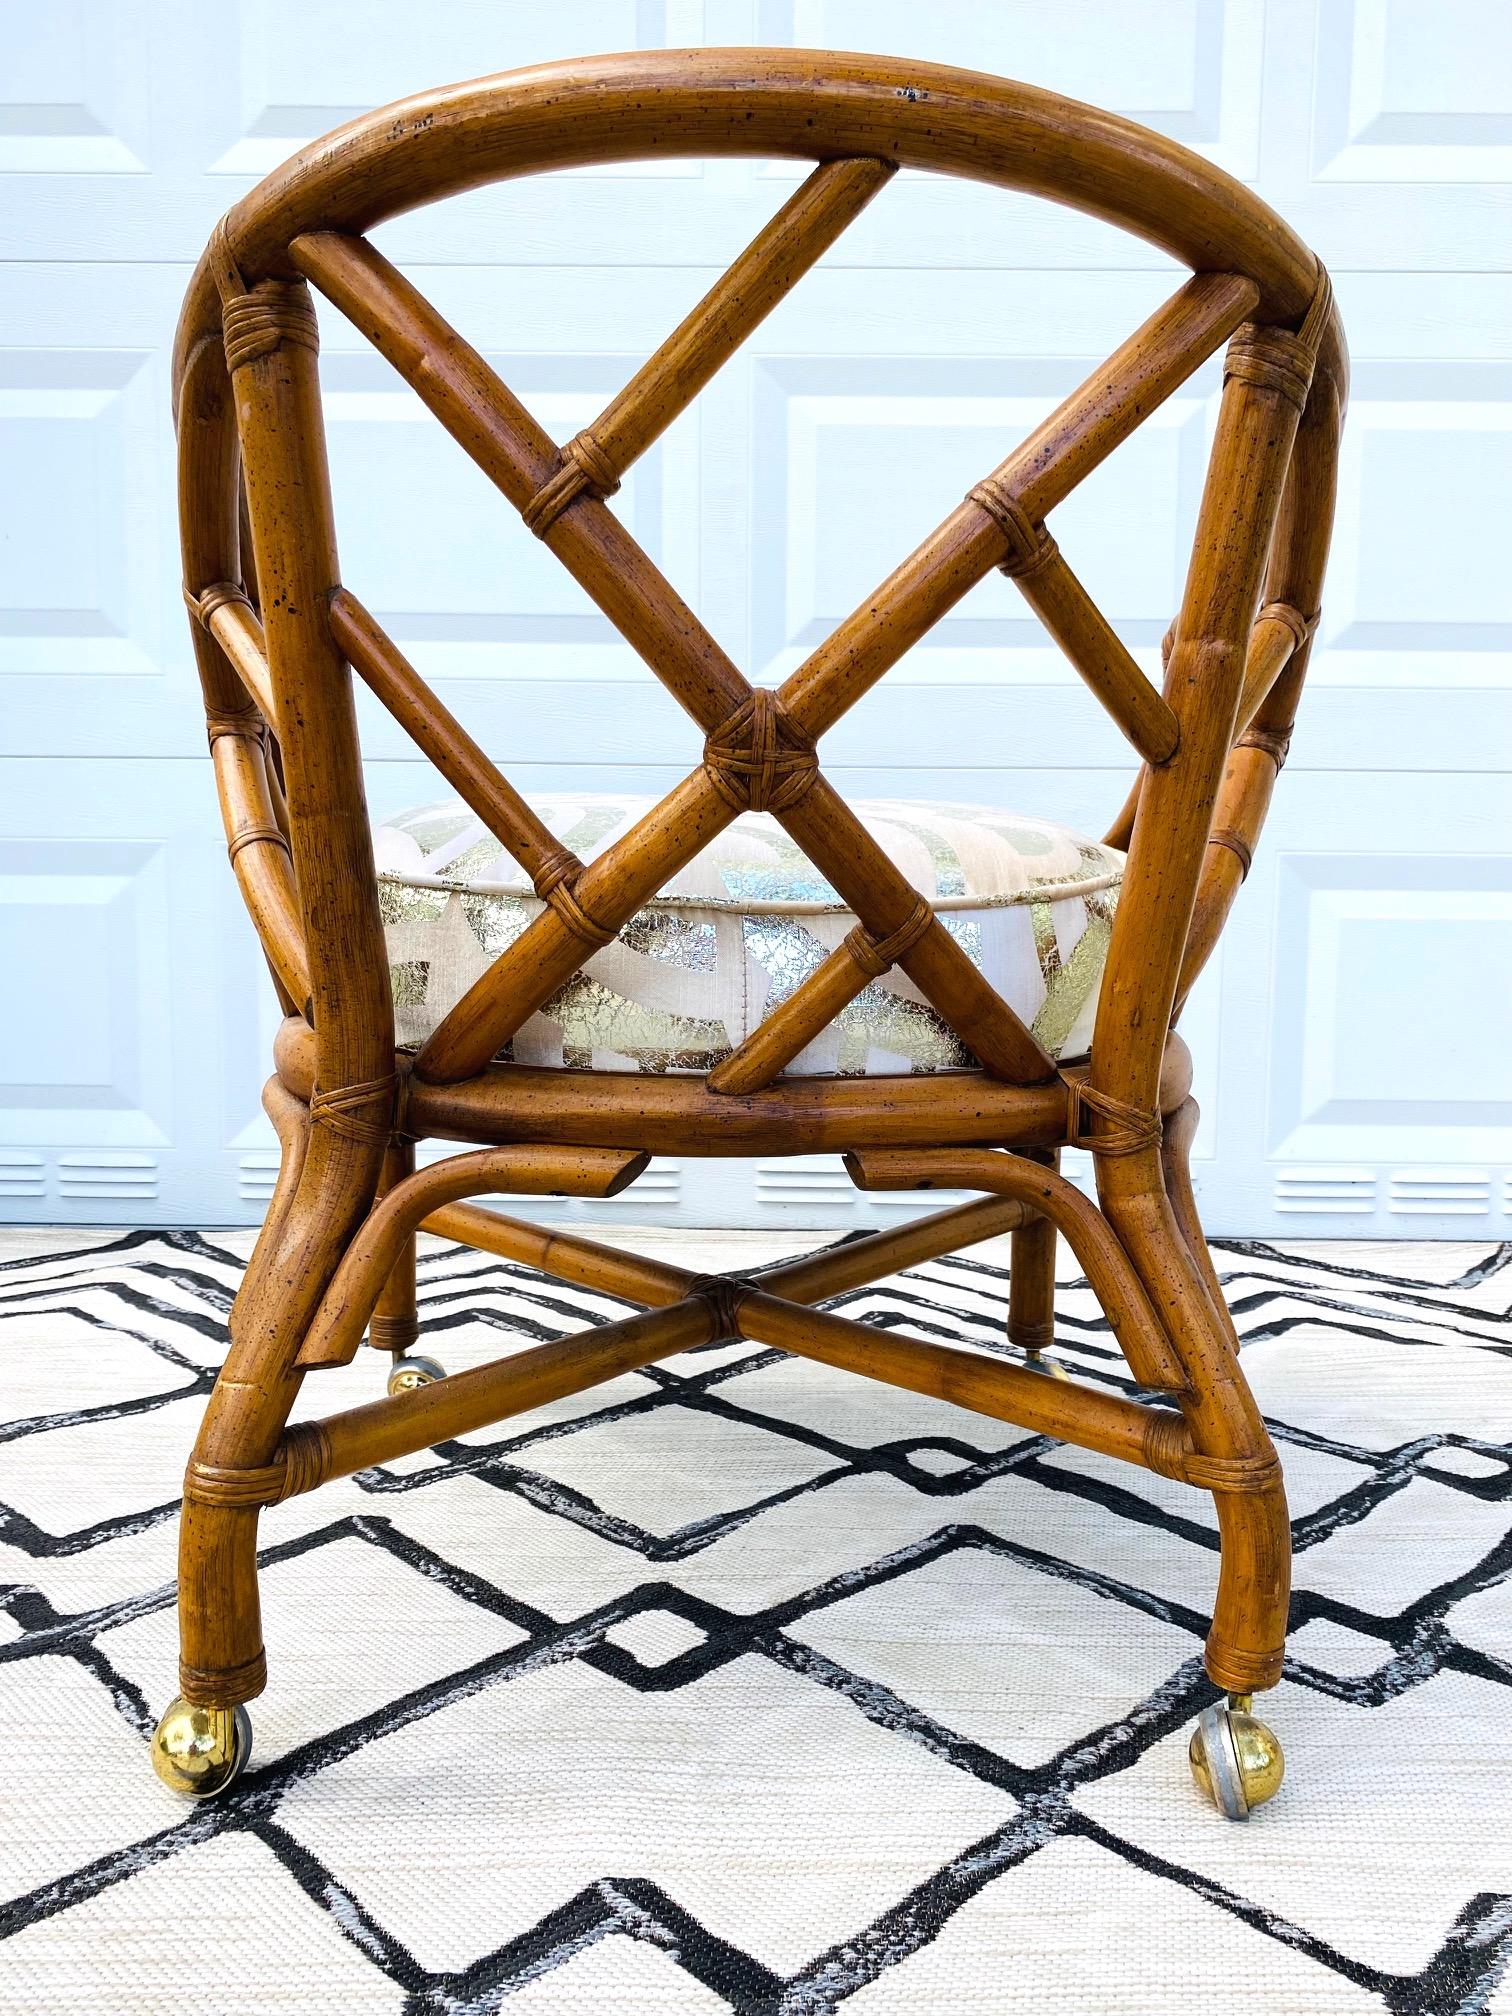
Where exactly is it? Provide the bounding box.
[155,50,1344,1820]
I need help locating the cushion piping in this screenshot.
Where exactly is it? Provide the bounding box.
[375,862,1126,917]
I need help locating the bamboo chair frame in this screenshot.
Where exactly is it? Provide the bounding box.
[160,50,1346,1815]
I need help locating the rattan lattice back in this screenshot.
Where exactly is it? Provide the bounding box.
[153,53,1345,1817]
[178,48,1344,1138]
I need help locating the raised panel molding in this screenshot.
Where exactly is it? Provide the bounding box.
[0,0,149,174]
[762,0,1264,176]
[0,762,244,1223]
[750,353,1214,686]
[0,349,159,677]
[1312,0,1512,182]
[1268,853,1512,1165]
[210,0,708,176]
[0,838,174,1149]
[4,2,1507,267]
[1324,375,1512,684]
[320,347,697,683]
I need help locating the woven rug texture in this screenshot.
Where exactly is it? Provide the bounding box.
[0,1226,1509,2014]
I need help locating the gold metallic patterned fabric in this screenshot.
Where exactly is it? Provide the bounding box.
[372,794,1124,1075]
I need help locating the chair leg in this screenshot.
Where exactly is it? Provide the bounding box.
[1160,1096,1240,1354]
[1100,1143,1291,1819]
[367,1140,444,1395]
[1007,1150,1063,1377]
[152,1128,383,1798]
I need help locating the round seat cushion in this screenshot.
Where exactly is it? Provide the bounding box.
[372,794,1124,1076]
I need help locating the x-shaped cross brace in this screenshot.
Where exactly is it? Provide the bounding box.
[289,164,1255,1093]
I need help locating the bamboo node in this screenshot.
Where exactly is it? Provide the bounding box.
[205,707,267,746]
[310,1072,401,1147]
[522,429,622,539]
[522,461,589,539]
[1237,723,1293,769]
[544,876,618,949]
[703,689,819,813]
[186,580,252,628]
[222,281,320,375]
[1255,600,1316,656]
[967,478,1056,578]
[688,1273,756,1338]
[1061,1074,1163,1157]
[227,822,291,864]
[1208,827,1253,879]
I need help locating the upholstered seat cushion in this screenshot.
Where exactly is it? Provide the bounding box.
[373,795,1124,1076]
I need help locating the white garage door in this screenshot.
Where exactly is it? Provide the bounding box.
[3,1,1509,1235]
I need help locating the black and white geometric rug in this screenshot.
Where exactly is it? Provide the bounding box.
[1,1225,1509,2014]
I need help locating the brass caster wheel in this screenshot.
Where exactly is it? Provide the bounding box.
[150,1698,253,1800]
[387,1353,445,1397]
[1024,1348,1070,1382]
[1188,1694,1284,1820]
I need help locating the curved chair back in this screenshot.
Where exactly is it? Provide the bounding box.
[176,50,1345,1163]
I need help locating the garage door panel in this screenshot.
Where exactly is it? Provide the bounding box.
[4,6,1505,1234]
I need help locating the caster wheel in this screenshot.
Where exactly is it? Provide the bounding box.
[1189,1694,1284,1819]
[1024,1349,1070,1382]
[150,1698,253,1800]
[387,1353,445,1397]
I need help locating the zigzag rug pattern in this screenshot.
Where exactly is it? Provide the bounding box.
[0,1226,1509,2013]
